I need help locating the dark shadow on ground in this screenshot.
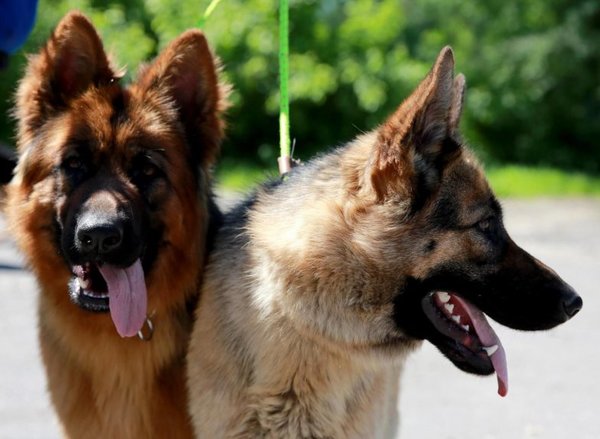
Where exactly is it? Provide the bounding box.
[0,263,23,271]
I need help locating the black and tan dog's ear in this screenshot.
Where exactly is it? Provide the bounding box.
[449,73,466,136]
[370,46,465,202]
[15,11,114,147]
[136,30,228,167]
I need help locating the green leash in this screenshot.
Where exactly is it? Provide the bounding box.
[277,0,292,176]
[198,0,224,28]
[199,0,293,176]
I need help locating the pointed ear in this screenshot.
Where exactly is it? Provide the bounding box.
[371,47,465,203]
[449,73,466,135]
[136,30,227,167]
[15,12,114,145]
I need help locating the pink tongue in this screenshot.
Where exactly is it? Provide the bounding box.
[98,259,147,338]
[452,295,508,397]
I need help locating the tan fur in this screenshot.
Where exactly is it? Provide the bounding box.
[187,42,581,436]
[6,12,226,438]
[187,47,481,438]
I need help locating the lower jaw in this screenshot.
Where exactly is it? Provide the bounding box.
[68,277,109,312]
[436,337,495,375]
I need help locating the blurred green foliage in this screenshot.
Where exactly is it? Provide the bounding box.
[1,0,598,172]
[487,165,600,197]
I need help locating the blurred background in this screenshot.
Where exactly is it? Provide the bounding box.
[0,1,599,438]
[0,0,599,193]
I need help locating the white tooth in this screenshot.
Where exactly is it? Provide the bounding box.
[483,345,499,356]
[437,292,451,303]
[462,324,470,332]
[451,315,461,324]
[77,277,87,290]
[445,304,455,314]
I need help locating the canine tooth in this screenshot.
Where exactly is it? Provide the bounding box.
[483,345,499,356]
[461,324,470,332]
[444,304,455,314]
[451,315,461,324]
[437,292,451,303]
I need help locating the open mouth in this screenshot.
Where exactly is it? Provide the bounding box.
[421,292,508,397]
[69,263,110,311]
[68,259,148,338]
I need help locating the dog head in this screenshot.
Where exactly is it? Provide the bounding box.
[7,12,226,337]
[367,47,581,394]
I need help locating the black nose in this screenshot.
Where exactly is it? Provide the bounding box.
[77,223,123,255]
[562,294,583,318]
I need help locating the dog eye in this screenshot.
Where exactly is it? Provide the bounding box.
[131,157,163,186]
[141,163,158,178]
[60,153,90,185]
[65,156,83,170]
[475,217,499,237]
[477,218,491,232]
[61,153,88,175]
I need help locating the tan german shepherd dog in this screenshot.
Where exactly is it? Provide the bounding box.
[6,12,226,438]
[186,47,582,438]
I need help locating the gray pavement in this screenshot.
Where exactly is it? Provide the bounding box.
[0,198,599,438]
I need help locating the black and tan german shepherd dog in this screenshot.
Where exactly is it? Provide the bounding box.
[7,12,227,438]
[186,47,582,438]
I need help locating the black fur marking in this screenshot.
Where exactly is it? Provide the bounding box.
[489,196,502,217]
[410,158,434,213]
[410,137,462,214]
[439,137,461,162]
[429,196,460,229]
[109,89,127,127]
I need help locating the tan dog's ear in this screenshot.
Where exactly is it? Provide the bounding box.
[15,11,114,147]
[449,73,466,135]
[136,30,227,167]
[370,47,465,203]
